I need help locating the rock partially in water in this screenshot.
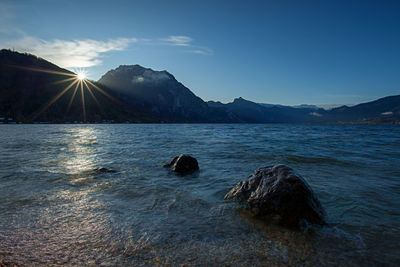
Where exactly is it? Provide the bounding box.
[95,167,117,173]
[164,154,199,174]
[224,164,326,227]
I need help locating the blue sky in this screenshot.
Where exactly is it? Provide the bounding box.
[1,0,400,106]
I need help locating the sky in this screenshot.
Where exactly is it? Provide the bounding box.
[1,0,400,106]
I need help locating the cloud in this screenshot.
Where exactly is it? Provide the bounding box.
[188,47,214,56]
[162,35,193,46]
[161,35,213,55]
[1,34,212,68]
[1,37,137,68]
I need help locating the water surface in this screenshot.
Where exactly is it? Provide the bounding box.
[0,124,399,266]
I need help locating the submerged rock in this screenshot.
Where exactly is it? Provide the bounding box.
[95,167,117,173]
[224,164,325,227]
[164,154,199,174]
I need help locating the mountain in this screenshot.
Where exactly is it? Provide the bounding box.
[98,65,231,122]
[208,96,400,124]
[1,49,399,124]
[0,50,158,123]
[316,95,400,123]
[97,65,325,123]
[207,97,322,123]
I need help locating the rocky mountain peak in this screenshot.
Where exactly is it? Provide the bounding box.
[101,65,174,85]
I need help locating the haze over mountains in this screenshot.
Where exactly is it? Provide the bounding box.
[1,50,399,124]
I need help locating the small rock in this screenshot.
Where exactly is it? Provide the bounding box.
[224,164,325,227]
[95,167,117,173]
[164,154,199,174]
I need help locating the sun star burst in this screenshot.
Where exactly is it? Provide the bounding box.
[14,65,116,122]
[77,72,86,80]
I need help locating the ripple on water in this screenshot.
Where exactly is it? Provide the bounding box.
[0,124,399,266]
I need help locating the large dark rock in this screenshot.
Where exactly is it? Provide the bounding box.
[164,154,199,174]
[224,164,325,227]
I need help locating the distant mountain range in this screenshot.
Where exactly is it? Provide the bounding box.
[1,49,399,124]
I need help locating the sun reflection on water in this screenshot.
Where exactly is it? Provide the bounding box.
[0,126,125,265]
[61,127,98,176]
[34,127,112,264]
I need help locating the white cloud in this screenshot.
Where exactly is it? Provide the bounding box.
[161,35,213,55]
[1,36,137,68]
[162,35,193,46]
[188,47,213,56]
[1,34,213,68]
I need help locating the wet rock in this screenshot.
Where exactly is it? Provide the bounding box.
[95,167,117,173]
[224,164,325,227]
[164,154,199,174]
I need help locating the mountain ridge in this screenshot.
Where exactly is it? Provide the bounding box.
[1,50,399,124]
[98,64,234,122]
[0,49,159,123]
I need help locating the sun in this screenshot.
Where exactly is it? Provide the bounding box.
[17,65,117,122]
[77,72,86,80]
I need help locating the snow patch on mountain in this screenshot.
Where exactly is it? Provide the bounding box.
[131,70,170,84]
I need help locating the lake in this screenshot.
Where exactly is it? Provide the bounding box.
[0,124,399,266]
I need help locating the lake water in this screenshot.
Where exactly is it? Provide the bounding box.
[0,124,399,266]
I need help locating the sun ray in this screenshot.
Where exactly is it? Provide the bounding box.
[83,80,101,108]
[22,66,116,122]
[51,77,77,85]
[85,80,121,104]
[8,65,76,77]
[67,81,80,114]
[32,79,79,120]
[80,80,86,122]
